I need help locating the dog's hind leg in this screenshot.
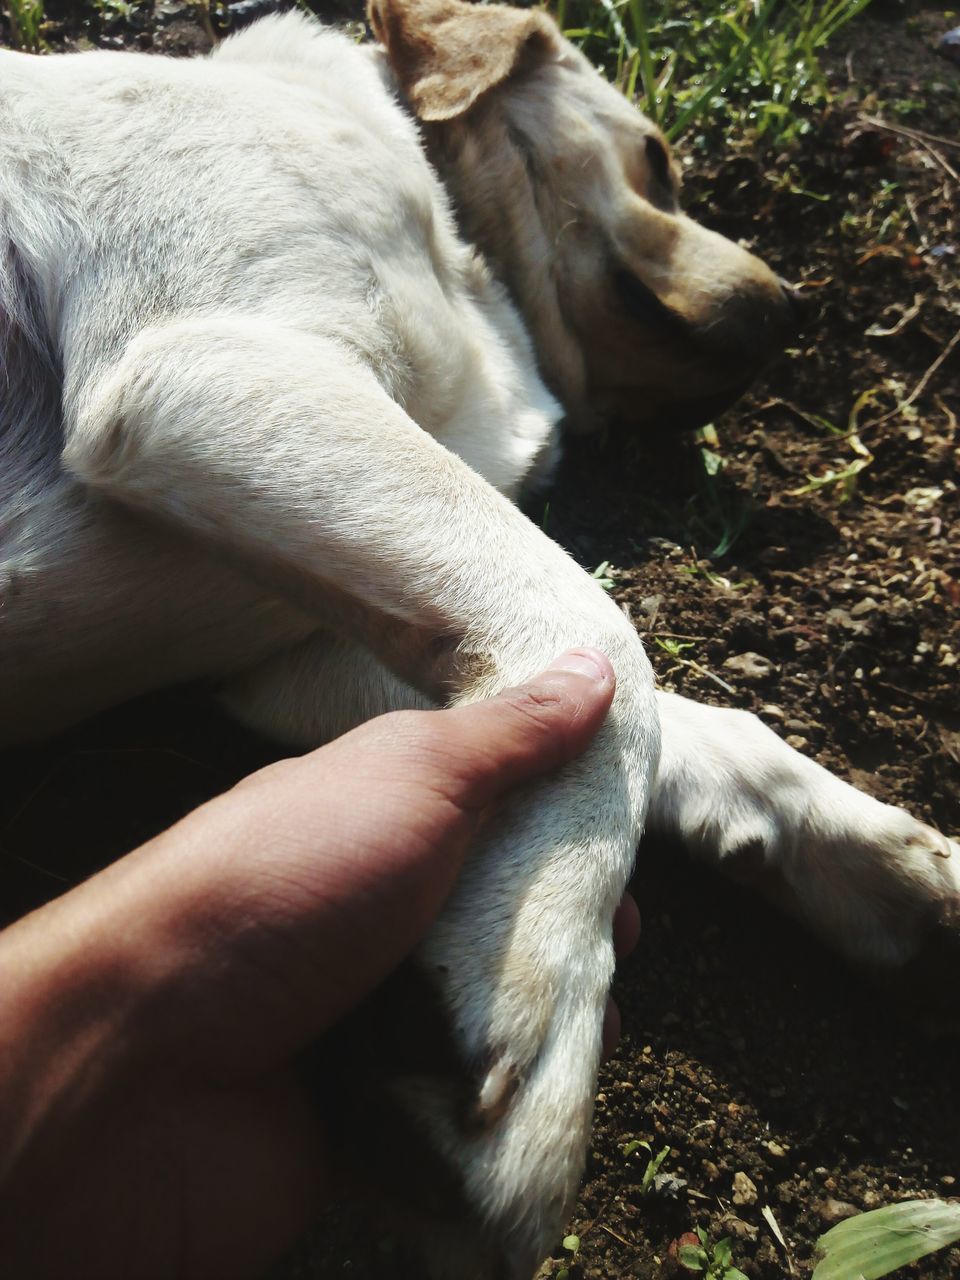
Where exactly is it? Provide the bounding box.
[221,632,433,746]
[648,690,959,1022]
[62,314,659,1280]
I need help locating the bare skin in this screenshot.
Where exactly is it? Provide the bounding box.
[0,649,638,1280]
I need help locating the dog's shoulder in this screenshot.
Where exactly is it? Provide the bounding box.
[212,11,396,112]
[212,10,356,72]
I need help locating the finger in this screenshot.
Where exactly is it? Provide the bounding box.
[426,647,616,811]
[612,892,641,960]
[602,896,639,1061]
[601,998,621,1060]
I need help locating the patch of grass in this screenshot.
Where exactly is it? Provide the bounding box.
[682,432,756,560]
[554,0,875,148]
[784,388,877,501]
[841,178,908,242]
[97,0,141,21]
[4,0,45,51]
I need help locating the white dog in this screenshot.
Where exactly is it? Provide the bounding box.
[1,2,956,1275]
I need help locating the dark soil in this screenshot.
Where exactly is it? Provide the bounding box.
[2,3,958,1278]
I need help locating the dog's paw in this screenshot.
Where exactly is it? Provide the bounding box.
[409,906,613,1279]
[318,879,617,1279]
[718,772,960,1012]
[831,810,960,1031]
[652,695,959,999]
[781,799,960,966]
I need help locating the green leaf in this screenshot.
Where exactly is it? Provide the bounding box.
[590,560,617,591]
[678,1244,708,1270]
[812,1199,960,1280]
[700,445,723,477]
[640,1143,672,1193]
[562,1234,581,1256]
[712,1236,732,1267]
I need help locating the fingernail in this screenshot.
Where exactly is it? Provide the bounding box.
[547,648,611,682]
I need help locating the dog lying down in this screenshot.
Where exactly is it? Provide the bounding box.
[1,1,957,1275]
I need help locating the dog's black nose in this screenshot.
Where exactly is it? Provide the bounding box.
[778,278,811,333]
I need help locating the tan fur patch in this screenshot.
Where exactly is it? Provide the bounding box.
[369,0,560,122]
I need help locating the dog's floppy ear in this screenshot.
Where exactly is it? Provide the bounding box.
[368,0,560,122]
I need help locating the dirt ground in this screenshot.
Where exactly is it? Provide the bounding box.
[1,2,958,1277]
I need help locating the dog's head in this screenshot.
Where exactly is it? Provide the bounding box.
[370,0,800,433]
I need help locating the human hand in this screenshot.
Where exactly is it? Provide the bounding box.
[0,650,637,1279]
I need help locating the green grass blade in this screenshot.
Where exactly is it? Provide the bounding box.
[626,0,661,124]
[622,48,641,101]
[595,0,631,54]
[815,0,874,43]
[812,1199,960,1280]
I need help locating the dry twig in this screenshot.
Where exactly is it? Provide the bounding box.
[862,327,960,432]
[858,113,960,153]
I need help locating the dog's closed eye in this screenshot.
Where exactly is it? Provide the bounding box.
[642,134,678,208]
[645,136,672,189]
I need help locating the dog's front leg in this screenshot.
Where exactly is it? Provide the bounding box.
[649,691,958,1012]
[63,316,659,1278]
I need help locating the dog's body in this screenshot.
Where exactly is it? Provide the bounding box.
[2,6,957,1276]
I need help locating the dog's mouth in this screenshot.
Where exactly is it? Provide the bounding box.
[600,379,755,433]
[663,381,755,431]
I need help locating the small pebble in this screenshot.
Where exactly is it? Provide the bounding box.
[732,1171,758,1206]
[723,651,777,682]
[819,1197,859,1225]
[721,1213,758,1242]
[850,596,879,617]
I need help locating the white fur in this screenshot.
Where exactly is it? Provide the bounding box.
[1,12,956,1279]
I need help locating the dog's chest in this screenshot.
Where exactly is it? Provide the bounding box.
[239,35,567,500]
[7,25,563,504]
[376,266,563,499]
